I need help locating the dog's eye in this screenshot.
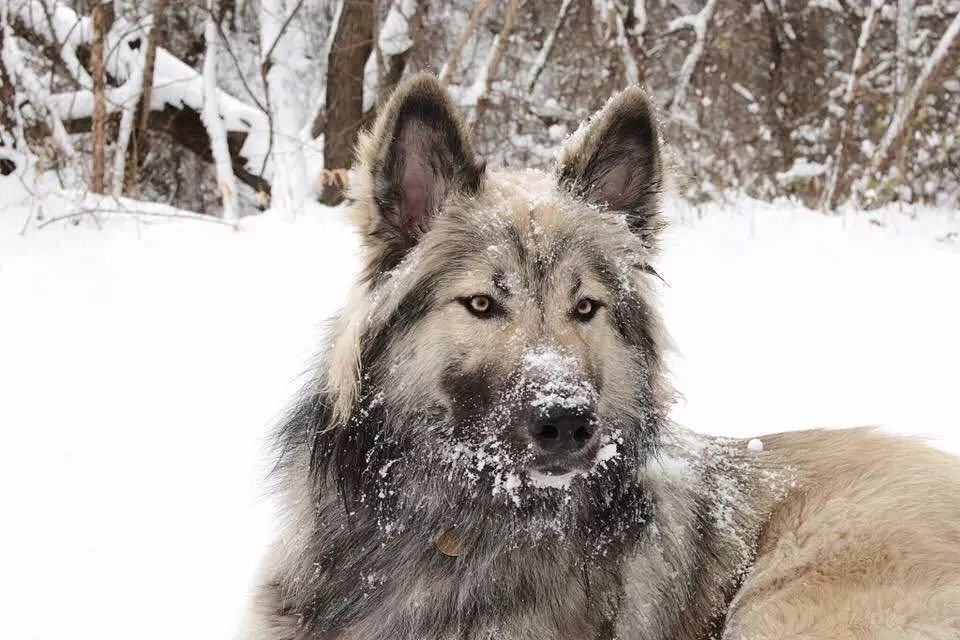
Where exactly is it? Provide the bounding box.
[460,295,501,318]
[573,298,600,321]
[470,296,491,313]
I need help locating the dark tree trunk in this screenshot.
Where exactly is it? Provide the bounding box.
[323,0,374,173]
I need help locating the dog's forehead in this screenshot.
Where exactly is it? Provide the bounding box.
[458,171,586,261]
[417,169,646,302]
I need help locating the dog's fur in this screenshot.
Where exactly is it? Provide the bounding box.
[239,74,960,640]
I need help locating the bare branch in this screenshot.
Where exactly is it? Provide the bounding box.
[438,0,495,86]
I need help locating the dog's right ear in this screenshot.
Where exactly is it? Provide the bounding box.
[556,87,664,250]
[351,73,485,278]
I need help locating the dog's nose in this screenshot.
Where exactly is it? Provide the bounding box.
[528,407,596,453]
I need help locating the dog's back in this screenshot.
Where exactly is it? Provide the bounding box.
[726,428,960,639]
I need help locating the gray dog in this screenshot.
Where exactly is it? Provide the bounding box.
[239,74,960,640]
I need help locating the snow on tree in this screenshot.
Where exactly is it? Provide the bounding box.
[822,0,883,211]
[202,0,239,222]
[260,0,309,217]
[1,0,958,215]
[872,9,960,180]
[666,0,719,117]
[1,5,19,175]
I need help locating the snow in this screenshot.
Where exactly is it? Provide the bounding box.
[379,0,416,56]
[202,9,239,222]
[523,347,597,411]
[109,27,146,198]
[1,183,959,640]
[776,157,827,183]
[12,1,93,88]
[259,0,309,216]
[747,438,764,453]
[530,469,580,489]
[667,0,719,114]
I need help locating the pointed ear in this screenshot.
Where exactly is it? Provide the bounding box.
[352,73,485,277]
[556,87,664,248]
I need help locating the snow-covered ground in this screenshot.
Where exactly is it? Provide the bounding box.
[1,184,958,640]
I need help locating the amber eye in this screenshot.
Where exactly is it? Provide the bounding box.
[460,294,500,318]
[470,295,491,313]
[574,298,600,321]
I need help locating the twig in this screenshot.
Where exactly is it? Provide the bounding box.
[261,0,306,69]
[526,0,573,92]
[37,207,239,230]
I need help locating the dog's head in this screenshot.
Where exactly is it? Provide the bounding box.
[316,74,671,513]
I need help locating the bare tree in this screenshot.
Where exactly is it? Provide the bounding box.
[126,0,169,196]
[3,0,959,213]
[822,0,882,211]
[90,1,112,193]
[323,0,374,180]
[872,10,960,180]
[525,0,574,92]
[667,0,719,116]
[895,0,915,97]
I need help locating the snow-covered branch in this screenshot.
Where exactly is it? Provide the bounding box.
[526,0,574,91]
[10,0,93,88]
[872,10,960,177]
[668,0,719,115]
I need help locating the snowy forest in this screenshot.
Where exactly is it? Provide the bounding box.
[3,4,960,639]
[1,0,959,222]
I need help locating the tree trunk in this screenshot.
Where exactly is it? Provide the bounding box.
[90,1,113,193]
[126,0,169,196]
[324,0,374,176]
[0,20,18,175]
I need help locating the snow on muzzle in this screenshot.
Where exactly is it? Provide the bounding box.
[519,347,599,457]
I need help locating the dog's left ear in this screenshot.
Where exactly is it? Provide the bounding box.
[353,73,485,278]
[556,87,664,246]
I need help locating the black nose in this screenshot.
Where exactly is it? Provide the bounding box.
[528,407,596,453]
